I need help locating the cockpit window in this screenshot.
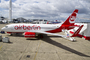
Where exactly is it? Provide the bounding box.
[5,26,8,28]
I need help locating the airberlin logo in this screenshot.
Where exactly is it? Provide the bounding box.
[14,25,41,30]
[69,16,76,23]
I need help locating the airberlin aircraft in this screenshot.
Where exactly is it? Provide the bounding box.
[1,9,83,41]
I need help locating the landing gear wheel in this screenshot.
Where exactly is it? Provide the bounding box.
[73,39,76,42]
[10,33,13,36]
[38,34,43,39]
[71,39,76,42]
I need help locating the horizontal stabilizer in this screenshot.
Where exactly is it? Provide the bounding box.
[71,25,83,37]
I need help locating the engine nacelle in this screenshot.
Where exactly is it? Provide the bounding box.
[24,32,36,38]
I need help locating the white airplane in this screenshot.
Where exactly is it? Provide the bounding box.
[1,9,83,41]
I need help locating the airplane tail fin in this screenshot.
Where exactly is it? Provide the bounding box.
[71,25,83,37]
[62,9,78,26]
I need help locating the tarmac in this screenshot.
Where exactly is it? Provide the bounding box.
[0,24,90,60]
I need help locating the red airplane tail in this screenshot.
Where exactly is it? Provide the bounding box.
[46,9,79,33]
[62,9,78,26]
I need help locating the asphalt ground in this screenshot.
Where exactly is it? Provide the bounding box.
[0,24,90,60]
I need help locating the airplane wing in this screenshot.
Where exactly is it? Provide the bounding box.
[29,25,83,37]
[35,31,66,37]
[28,30,67,38]
[29,31,76,41]
[28,25,83,41]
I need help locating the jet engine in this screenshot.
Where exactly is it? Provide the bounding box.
[24,32,36,38]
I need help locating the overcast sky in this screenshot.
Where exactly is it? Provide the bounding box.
[0,0,90,22]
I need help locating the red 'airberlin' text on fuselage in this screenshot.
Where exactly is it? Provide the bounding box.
[14,25,41,30]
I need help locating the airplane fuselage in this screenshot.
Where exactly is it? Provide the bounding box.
[1,9,80,41]
[1,23,62,33]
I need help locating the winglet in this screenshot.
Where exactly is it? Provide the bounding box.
[71,25,83,37]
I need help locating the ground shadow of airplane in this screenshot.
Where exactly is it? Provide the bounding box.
[41,34,90,57]
[6,33,90,57]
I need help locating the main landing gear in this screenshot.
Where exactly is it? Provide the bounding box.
[37,34,44,39]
